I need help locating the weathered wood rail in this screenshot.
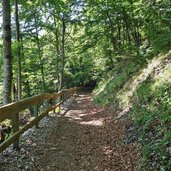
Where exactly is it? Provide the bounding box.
[0,87,78,153]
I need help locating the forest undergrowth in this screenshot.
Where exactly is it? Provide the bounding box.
[94,52,171,171]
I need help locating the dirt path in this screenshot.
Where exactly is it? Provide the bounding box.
[0,92,139,171]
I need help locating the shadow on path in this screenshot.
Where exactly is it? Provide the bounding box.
[35,92,139,171]
[0,92,139,171]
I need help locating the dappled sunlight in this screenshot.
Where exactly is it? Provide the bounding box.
[0,92,139,171]
[62,94,106,127]
[155,65,171,80]
[94,77,115,97]
[78,113,87,117]
[65,109,85,120]
[80,118,104,126]
[102,146,113,158]
[77,96,91,101]
[59,93,139,170]
[64,107,105,126]
[118,57,161,101]
[116,54,171,111]
[90,108,104,115]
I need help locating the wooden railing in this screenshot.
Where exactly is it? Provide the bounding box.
[0,87,78,153]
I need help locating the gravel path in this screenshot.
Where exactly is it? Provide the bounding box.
[0,92,139,171]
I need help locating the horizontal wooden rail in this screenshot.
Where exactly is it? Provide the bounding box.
[0,87,78,153]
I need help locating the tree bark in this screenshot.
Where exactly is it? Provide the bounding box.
[105,1,117,51]
[53,16,60,90]
[13,83,17,101]
[105,10,117,51]
[2,0,13,105]
[117,17,121,48]
[20,35,32,98]
[122,8,131,45]
[58,16,66,91]
[34,17,46,92]
[15,0,22,100]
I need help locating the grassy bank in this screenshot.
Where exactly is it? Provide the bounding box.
[94,52,171,170]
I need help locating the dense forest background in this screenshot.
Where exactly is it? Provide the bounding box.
[1,0,171,170]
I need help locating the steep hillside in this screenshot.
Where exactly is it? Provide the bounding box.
[94,52,171,170]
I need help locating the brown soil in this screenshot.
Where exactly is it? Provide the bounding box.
[0,92,139,171]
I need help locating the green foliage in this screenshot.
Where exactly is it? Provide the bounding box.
[141,0,171,52]
[0,0,171,169]
[129,62,171,170]
[94,60,141,106]
[94,53,171,170]
[1,0,171,102]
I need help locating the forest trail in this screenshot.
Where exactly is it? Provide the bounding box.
[0,92,139,171]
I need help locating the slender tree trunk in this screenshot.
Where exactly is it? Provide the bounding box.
[13,83,17,101]
[2,0,12,105]
[117,17,121,48]
[15,0,22,100]
[34,17,46,92]
[105,35,114,68]
[108,50,114,69]
[105,1,117,51]
[123,8,131,45]
[53,16,60,90]
[59,16,65,91]
[20,35,31,98]
[122,19,125,47]
[21,36,34,116]
[106,10,117,51]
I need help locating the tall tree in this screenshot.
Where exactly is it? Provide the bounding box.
[53,16,60,90]
[15,0,22,100]
[2,0,13,104]
[59,15,66,91]
[34,16,46,92]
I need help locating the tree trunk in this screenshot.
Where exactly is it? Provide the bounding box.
[13,83,17,102]
[21,35,34,116]
[20,35,32,98]
[108,50,114,69]
[34,17,46,92]
[122,8,131,45]
[2,0,13,105]
[15,0,22,100]
[122,19,125,47]
[105,1,117,51]
[117,17,121,48]
[53,16,60,90]
[58,16,65,91]
[105,10,117,51]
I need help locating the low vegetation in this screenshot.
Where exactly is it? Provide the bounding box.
[94,52,171,170]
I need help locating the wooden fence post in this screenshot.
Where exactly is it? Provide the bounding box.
[34,106,39,128]
[29,107,34,117]
[58,97,61,114]
[12,113,20,149]
[64,92,66,103]
[0,87,78,153]
[53,99,56,113]
[45,100,51,114]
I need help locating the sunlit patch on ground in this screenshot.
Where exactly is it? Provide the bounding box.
[0,93,139,171]
[80,119,104,126]
[63,94,106,126]
[102,146,113,157]
[65,109,84,120]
